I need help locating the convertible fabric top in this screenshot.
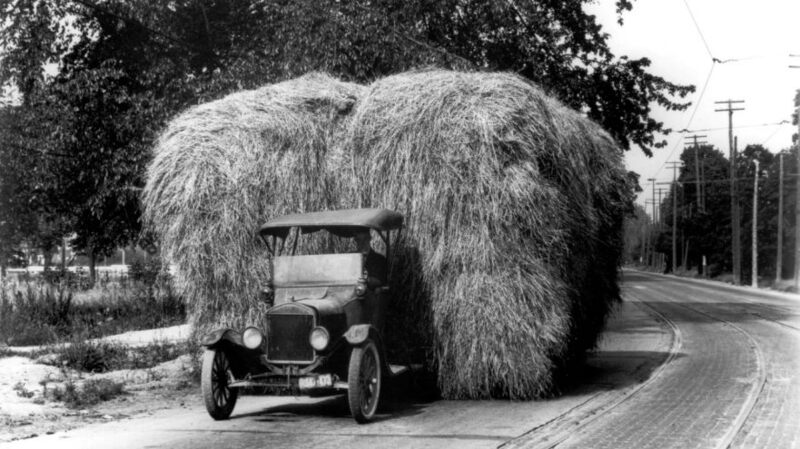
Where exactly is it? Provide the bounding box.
[259,208,403,237]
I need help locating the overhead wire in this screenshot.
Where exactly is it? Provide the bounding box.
[642,0,718,202]
[680,120,790,133]
[682,0,713,60]
[760,124,787,146]
[645,62,715,190]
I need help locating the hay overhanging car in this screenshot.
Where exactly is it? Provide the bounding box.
[199,208,406,423]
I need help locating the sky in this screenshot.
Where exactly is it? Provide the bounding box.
[585,0,800,213]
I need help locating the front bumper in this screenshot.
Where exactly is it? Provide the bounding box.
[228,371,348,392]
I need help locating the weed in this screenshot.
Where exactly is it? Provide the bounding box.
[54,338,126,373]
[46,338,195,373]
[81,378,125,403]
[0,273,185,346]
[126,340,188,370]
[13,382,34,398]
[45,369,125,409]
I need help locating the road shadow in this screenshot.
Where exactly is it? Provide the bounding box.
[555,349,685,397]
[232,374,433,423]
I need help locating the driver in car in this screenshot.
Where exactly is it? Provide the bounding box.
[354,230,387,286]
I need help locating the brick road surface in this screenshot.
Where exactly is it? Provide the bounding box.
[550,272,800,449]
[648,277,800,449]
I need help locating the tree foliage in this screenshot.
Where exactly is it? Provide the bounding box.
[653,143,795,282]
[1,0,694,277]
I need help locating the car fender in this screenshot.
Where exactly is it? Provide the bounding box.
[199,328,244,348]
[344,324,379,345]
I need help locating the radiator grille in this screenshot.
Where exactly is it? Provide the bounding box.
[267,314,314,363]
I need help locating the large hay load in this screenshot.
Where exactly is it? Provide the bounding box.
[143,70,630,401]
[344,70,630,399]
[142,73,364,332]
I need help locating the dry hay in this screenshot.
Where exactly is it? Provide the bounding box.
[143,69,630,400]
[344,70,630,399]
[142,73,365,333]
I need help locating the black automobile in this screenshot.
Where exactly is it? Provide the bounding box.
[199,208,406,423]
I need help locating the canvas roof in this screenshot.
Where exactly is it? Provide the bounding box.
[259,208,403,237]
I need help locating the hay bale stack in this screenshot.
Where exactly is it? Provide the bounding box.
[142,73,365,332]
[345,70,630,399]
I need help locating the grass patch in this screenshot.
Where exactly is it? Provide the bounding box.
[0,272,185,346]
[46,338,194,373]
[47,378,125,409]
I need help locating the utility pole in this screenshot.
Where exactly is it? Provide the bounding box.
[667,162,682,273]
[776,152,784,282]
[685,134,707,213]
[656,188,668,229]
[648,177,656,267]
[795,91,800,290]
[716,99,745,285]
[788,58,799,289]
[752,159,759,287]
[699,150,706,212]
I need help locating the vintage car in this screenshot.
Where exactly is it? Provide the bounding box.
[199,208,405,423]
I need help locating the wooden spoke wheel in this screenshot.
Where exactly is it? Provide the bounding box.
[347,340,382,423]
[201,349,239,420]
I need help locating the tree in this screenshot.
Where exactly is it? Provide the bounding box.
[735,145,774,283]
[1,1,189,282]
[657,145,731,275]
[193,0,694,154]
[1,0,694,279]
[760,147,796,280]
[623,204,649,264]
[652,142,795,283]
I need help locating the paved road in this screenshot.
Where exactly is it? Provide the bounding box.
[6,271,799,448]
[549,271,799,449]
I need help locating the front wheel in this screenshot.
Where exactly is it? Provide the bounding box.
[201,349,239,420]
[347,340,382,423]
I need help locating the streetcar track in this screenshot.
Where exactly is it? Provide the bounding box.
[632,271,800,333]
[632,272,768,449]
[508,271,773,449]
[502,288,683,449]
[659,278,800,333]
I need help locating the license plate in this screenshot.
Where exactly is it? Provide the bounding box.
[299,374,333,390]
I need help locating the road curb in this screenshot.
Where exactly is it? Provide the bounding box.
[625,268,799,301]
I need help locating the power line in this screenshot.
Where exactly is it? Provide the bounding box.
[679,120,790,133]
[682,0,713,59]
[684,62,715,128]
[760,125,787,146]
[644,62,714,193]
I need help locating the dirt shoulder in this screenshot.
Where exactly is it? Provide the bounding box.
[0,326,196,443]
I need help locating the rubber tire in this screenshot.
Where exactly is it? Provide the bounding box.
[201,349,239,420]
[347,340,382,423]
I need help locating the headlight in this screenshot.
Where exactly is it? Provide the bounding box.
[243,327,264,349]
[309,326,330,351]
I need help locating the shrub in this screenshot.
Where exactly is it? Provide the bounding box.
[49,338,194,372]
[0,276,185,346]
[57,339,129,373]
[128,258,164,288]
[48,378,125,409]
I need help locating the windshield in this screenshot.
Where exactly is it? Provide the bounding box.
[272,253,363,287]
